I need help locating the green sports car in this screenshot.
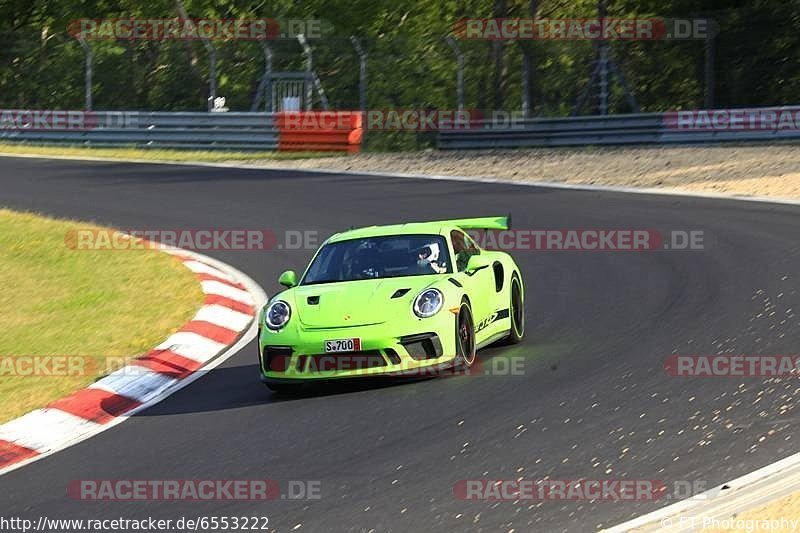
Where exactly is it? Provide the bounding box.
[258,216,525,391]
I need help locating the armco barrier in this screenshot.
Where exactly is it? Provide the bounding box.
[0,111,279,151]
[275,111,363,152]
[0,110,363,152]
[437,107,800,149]
[7,107,797,151]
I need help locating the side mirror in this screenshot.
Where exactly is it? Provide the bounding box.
[465,254,490,273]
[278,270,298,288]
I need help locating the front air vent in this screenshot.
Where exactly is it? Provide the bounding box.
[263,346,293,372]
[391,288,411,299]
[400,333,443,361]
[384,348,402,365]
[307,296,320,305]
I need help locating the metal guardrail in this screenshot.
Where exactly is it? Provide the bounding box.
[0,111,279,151]
[438,108,800,149]
[3,108,797,152]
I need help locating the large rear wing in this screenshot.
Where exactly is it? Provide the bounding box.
[438,216,510,231]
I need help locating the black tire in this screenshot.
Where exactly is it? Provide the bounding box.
[455,301,477,368]
[502,273,525,344]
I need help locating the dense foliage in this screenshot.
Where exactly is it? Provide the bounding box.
[0,1,796,125]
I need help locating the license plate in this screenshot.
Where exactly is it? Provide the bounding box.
[324,338,361,353]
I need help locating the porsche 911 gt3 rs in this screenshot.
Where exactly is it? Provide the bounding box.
[258,216,524,391]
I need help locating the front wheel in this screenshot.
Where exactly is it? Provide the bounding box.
[502,273,525,344]
[455,301,477,368]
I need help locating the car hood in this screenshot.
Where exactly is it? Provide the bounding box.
[291,276,440,328]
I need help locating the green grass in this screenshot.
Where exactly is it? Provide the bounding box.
[0,143,343,162]
[0,209,204,423]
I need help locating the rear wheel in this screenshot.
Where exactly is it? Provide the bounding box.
[503,273,525,344]
[455,301,477,368]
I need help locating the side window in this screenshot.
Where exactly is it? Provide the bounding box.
[464,233,480,255]
[451,230,479,272]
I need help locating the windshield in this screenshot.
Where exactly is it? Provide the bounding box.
[302,234,452,284]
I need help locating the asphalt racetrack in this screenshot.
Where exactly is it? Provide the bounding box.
[1,156,799,531]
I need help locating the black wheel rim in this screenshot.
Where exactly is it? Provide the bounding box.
[511,279,524,336]
[458,308,475,365]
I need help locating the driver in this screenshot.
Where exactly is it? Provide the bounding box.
[416,242,447,274]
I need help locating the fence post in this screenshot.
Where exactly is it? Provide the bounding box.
[704,31,715,109]
[206,44,217,112]
[445,36,465,112]
[350,36,368,149]
[264,44,273,112]
[78,38,93,111]
[251,43,274,111]
[350,36,367,113]
[521,47,531,118]
[297,34,329,110]
[298,34,314,110]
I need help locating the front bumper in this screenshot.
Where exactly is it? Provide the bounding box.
[259,318,457,382]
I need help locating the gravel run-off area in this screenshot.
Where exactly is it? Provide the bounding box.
[233,144,800,200]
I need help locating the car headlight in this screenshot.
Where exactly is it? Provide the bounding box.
[265,300,291,330]
[413,288,443,318]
